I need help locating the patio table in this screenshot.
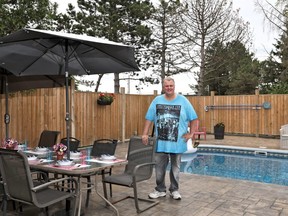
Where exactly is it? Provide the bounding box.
[28,156,127,216]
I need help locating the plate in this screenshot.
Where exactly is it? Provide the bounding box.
[27,156,37,161]
[57,160,74,166]
[35,147,48,152]
[17,144,26,151]
[100,155,116,161]
[70,151,81,157]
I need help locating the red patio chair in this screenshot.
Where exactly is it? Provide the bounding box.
[193,119,206,140]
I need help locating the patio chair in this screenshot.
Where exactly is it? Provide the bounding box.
[84,139,118,207]
[102,136,159,213]
[0,149,78,216]
[38,130,60,148]
[193,119,206,140]
[0,175,8,216]
[60,137,80,152]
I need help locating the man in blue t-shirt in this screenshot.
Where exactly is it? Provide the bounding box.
[142,77,198,200]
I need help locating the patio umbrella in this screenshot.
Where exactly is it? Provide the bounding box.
[0,70,66,140]
[0,28,140,159]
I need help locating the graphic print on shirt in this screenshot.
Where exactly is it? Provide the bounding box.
[156,104,181,142]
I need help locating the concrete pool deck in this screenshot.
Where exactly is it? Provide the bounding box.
[2,135,288,216]
[199,134,281,149]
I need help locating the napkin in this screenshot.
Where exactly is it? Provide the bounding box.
[39,159,54,163]
[73,163,91,168]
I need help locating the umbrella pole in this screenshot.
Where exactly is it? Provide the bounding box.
[4,75,9,140]
[65,71,70,160]
[65,39,71,160]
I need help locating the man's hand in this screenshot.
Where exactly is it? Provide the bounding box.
[142,135,149,145]
[182,133,194,142]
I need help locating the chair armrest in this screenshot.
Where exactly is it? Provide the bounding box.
[31,176,78,192]
[31,171,48,182]
[132,162,156,176]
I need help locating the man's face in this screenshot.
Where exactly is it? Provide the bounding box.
[163,80,175,96]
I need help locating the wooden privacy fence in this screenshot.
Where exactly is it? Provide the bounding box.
[0,87,287,148]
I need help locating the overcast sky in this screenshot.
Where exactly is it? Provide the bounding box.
[53,0,279,94]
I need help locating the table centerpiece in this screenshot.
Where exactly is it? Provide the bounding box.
[53,143,67,160]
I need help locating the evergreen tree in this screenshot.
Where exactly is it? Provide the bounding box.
[225,41,260,95]
[0,0,58,36]
[200,39,229,95]
[256,0,288,94]
[57,0,154,93]
[203,39,259,95]
[259,22,288,94]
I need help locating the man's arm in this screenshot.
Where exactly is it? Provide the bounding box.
[142,119,153,145]
[182,119,198,142]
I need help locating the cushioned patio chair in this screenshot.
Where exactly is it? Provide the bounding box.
[38,130,60,148]
[0,149,78,216]
[60,137,80,152]
[84,139,118,207]
[102,136,158,213]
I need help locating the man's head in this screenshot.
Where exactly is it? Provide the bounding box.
[163,77,175,97]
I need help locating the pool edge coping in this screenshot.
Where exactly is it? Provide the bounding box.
[198,144,288,154]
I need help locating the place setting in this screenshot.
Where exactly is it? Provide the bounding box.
[24,146,53,156]
[51,159,91,170]
[54,159,74,167]
[27,155,38,161]
[86,154,125,164]
[69,151,82,160]
[27,151,54,164]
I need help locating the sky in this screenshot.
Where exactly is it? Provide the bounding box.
[53,0,279,95]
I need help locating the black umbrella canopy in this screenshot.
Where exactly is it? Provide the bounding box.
[0,28,140,159]
[0,28,140,75]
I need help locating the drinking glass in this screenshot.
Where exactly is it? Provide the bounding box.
[24,140,28,151]
[86,147,91,160]
[81,150,86,165]
[47,148,53,161]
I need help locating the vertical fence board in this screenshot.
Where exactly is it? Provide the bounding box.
[1,88,287,148]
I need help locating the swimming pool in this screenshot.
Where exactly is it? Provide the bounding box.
[179,145,288,186]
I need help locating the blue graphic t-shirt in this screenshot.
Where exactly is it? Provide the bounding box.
[145,94,198,153]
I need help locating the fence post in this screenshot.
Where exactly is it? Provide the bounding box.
[210,91,215,133]
[70,79,75,137]
[255,88,260,137]
[120,87,126,143]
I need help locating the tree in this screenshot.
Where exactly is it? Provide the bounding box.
[256,0,287,33]
[177,0,251,95]
[203,39,259,95]
[256,0,288,94]
[0,0,58,37]
[225,41,259,95]
[56,0,155,93]
[148,0,189,92]
[200,39,229,95]
[259,23,288,94]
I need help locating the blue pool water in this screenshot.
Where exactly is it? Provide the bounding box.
[179,145,288,186]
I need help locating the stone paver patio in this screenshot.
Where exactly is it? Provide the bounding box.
[2,135,288,216]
